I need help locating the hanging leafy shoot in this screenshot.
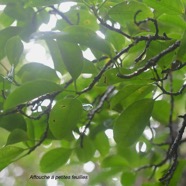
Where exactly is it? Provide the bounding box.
[0,0,186,186]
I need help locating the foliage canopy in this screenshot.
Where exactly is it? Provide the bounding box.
[0,0,186,185]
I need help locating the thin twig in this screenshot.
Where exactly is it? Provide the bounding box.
[80,86,115,147]
[91,6,134,40]
[50,6,74,25]
[117,41,180,78]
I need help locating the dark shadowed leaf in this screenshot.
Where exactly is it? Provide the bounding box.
[0,114,26,131]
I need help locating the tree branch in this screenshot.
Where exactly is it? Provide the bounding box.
[117,41,180,78]
[80,86,115,147]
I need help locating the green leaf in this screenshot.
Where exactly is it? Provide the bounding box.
[176,31,186,61]
[82,59,97,74]
[49,98,83,139]
[5,36,23,66]
[143,0,184,15]
[4,80,61,109]
[17,62,60,83]
[121,171,136,186]
[75,136,95,162]
[105,30,126,51]
[169,160,186,186]
[142,183,161,186]
[0,27,21,59]
[111,84,154,110]
[4,3,33,22]
[25,0,63,7]
[0,12,14,27]
[45,39,66,74]
[152,100,177,124]
[56,9,99,31]
[113,99,154,147]
[89,168,121,185]
[33,26,114,56]
[0,146,25,171]
[108,1,153,25]
[62,26,114,56]
[40,148,72,173]
[0,0,25,4]
[98,68,153,86]
[102,155,129,168]
[94,132,109,156]
[6,129,28,145]
[158,14,186,31]
[0,114,26,131]
[57,41,83,80]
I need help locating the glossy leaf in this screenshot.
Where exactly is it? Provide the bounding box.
[5,36,23,66]
[49,98,83,139]
[40,148,72,173]
[6,129,28,145]
[57,41,83,80]
[4,80,61,109]
[113,99,154,146]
